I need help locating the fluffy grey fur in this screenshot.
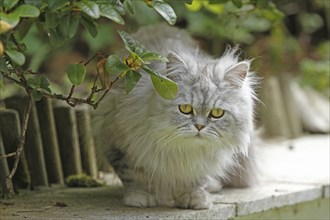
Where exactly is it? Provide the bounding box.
[93,24,258,209]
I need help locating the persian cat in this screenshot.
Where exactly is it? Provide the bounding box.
[93,24,258,209]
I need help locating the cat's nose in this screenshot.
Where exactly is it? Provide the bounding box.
[195,124,205,131]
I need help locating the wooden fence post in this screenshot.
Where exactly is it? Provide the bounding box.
[35,98,64,185]
[54,105,83,177]
[76,106,98,178]
[260,76,291,137]
[5,96,49,187]
[278,74,303,137]
[0,134,13,195]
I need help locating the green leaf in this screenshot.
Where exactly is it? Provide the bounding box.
[80,14,98,38]
[67,63,86,85]
[150,74,178,100]
[142,66,178,100]
[45,11,59,29]
[13,5,40,18]
[3,0,19,10]
[24,0,44,8]
[124,0,135,14]
[152,0,176,25]
[27,78,36,88]
[183,0,193,4]
[260,8,283,22]
[0,12,20,30]
[45,0,69,11]
[209,0,228,4]
[60,15,79,38]
[112,0,126,15]
[141,65,162,78]
[0,58,9,74]
[231,0,243,8]
[99,4,125,25]
[118,30,142,53]
[0,19,14,34]
[140,52,168,62]
[39,76,51,93]
[16,19,34,40]
[48,28,65,47]
[255,0,271,8]
[76,0,100,19]
[5,49,26,65]
[105,55,129,75]
[125,70,142,94]
[27,76,51,93]
[32,89,42,101]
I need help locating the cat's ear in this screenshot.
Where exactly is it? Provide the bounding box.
[166,52,187,81]
[224,61,250,88]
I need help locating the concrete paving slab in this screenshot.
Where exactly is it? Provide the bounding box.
[324,185,330,198]
[1,135,329,219]
[0,186,236,220]
[258,135,330,186]
[214,182,322,216]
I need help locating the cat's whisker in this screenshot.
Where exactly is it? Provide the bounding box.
[148,129,181,182]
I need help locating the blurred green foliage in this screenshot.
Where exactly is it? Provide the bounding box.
[300,41,329,92]
[0,0,182,100]
[181,0,283,44]
[1,0,329,98]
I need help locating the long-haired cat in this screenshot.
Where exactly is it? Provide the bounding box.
[93,24,258,209]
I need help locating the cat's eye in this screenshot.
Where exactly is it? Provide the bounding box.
[179,104,193,114]
[209,108,225,118]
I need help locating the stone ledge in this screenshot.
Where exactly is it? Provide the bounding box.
[216,182,323,216]
[324,185,330,198]
[0,183,328,220]
[0,187,237,220]
[0,135,329,219]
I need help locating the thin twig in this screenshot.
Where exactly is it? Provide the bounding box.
[0,152,17,160]
[43,92,97,108]
[94,71,126,109]
[84,52,101,66]
[66,85,76,106]
[5,92,33,193]
[0,52,116,191]
[0,52,130,186]
[94,88,110,109]
[2,74,25,87]
[87,70,100,102]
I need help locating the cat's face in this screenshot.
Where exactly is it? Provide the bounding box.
[171,82,233,141]
[156,51,254,148]
[169,79,248,142]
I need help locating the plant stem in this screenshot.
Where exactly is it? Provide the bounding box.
[66,85,76,106]
[5,92,33,193]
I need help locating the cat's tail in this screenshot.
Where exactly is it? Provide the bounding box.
[223,142,260,187]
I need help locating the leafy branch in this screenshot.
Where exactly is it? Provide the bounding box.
[0,0,183,194]
[0,28,178,159]
[0,0,283,194]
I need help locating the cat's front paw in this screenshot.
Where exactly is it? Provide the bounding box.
[175,189,212,210]
[123,190,156,208]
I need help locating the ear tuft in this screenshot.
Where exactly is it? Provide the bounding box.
[166,52,187,81]
[224,61,249,88]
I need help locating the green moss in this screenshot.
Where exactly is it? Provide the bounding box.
[65,174,103,188]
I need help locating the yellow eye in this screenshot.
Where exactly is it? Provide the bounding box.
[210,108,225,118]
[179,104,193,114]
